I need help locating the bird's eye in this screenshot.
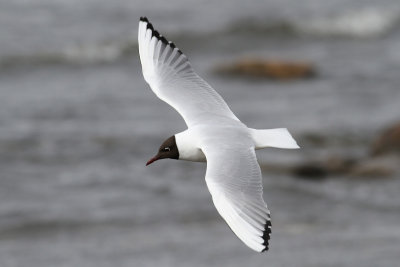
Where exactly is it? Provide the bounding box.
[163,147,171,152]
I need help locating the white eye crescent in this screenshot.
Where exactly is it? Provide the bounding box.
[164,147,171,151]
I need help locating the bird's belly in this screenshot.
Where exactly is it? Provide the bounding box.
[176,121,250,162]
[175,129,207,162]
[181,147,206,162]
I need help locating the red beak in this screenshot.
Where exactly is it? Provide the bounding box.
[146,156,160,166]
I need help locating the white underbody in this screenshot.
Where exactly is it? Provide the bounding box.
[175,128,207,162]
[175,122,299,162]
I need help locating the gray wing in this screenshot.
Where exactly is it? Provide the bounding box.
[202,141,272,252]
[138,17,239,127]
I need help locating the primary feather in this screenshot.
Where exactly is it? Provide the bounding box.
[138,17,239,127]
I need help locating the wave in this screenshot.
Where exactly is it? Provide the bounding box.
[1,6,398,69]
[295,7,400,38]
[0,40,138,69]
[229,6,400,38]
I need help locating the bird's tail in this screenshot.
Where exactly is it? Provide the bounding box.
[250,128,300,150]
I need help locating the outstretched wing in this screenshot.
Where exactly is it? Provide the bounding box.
[202,142,272,252]
[138,17,239,127]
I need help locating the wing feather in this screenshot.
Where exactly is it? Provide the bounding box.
[138,17,239,127]
[202,141,272,252]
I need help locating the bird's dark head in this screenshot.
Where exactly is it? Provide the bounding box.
[146,135,179,166]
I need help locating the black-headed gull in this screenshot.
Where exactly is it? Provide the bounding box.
[138,17,299,252]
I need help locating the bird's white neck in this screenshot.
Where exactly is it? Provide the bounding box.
[175,130,206,162]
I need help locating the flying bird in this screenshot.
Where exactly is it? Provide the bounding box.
[138,17,299,252]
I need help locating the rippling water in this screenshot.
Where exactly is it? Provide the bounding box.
[1,0,400,266]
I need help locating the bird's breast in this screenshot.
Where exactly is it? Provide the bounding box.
[175,129,206,162]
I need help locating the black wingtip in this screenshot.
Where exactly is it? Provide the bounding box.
[140,17,185,56]
[261,220,271,252]
[153,30,160,38]
[140,16,154,31]
[168,41,176,49]
[159,35,168,45]
[146,22,154,31]
[140,17,149,22]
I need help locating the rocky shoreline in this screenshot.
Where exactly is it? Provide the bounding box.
[261,122,400,179]
[214,58,316,80]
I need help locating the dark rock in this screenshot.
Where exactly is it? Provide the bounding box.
[292,163,328,179]
[301,133,329,147]
[348,156,398,177]
[290,155,357,179]
[215,59,316,80]
[324,156,356,174]
[371,122,400,156]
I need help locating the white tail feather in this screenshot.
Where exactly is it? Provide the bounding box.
[250,128,300,149]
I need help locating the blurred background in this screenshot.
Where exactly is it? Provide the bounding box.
[1,0,400,266]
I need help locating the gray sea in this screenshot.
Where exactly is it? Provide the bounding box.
[1,0,400,266]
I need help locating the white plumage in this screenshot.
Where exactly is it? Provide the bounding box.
[138,17,299,252]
